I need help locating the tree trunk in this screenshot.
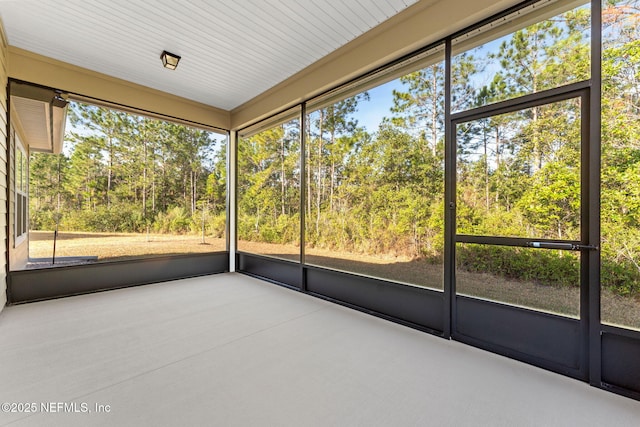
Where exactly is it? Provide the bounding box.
[494,126,501,205]
[190,170,195,215]
[306,115,312,226]
[484,128,489,211]
[151,147,156,214]
[280,131,286,216]
[107,136,113,208]
[431,69,438,156]
[306,138,312,222]
[329,129,336,213]
[193,170,198,215]
[142,137,147,218]
[316,110,324,235]
[330,159,335,212]
[152,173,156,213]
[161,153,167,211]
[532,105,541,172]
[531,46,541,172]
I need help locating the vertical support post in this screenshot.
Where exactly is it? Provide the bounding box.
[580,88,591,381]
[443,38,454,338]
[228,131,238,272]
[588,0,602,386]
[300,103,307,291]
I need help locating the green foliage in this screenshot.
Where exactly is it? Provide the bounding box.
[517,162,580,240]
[30,102,227,241]
[601,257,640,296]
[29,207,58,231]
[233,3,640,298]
[27,3,640,299]
[153,206,191,234]
[207,213,227,238]
[57,204,144,232]
[457,245,580,288]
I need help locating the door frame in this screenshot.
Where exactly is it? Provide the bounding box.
[445,81,593,379]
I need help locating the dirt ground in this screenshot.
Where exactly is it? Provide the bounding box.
[28,231,639,329]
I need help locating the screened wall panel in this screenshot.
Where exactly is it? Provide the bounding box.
[599,0,640,331]
[456,243,581,317]
[24,101,228,270]
[455,97,582,240]
[304,48,446,290]
[230,0,640,402]
[237,109,301,261]
[451,1,591,113]
[447,0,594,385]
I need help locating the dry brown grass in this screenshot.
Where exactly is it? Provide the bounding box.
[239,240,640,330]
[29,230,226,261]
[28,232,640,329]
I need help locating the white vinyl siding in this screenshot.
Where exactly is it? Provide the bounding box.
[0,17,8,311]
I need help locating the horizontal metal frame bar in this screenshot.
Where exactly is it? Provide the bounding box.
[68,90,228,134]
[238,105,302,139]
[601,323,640,340]
[236,250,300,264]
[451,80,590,124]
[303,261,442,293]
[454,330,584,380]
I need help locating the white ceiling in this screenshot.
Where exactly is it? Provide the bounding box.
[0,0,420,111]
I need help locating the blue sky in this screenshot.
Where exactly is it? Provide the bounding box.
[350,0,592,132]
[354,79,403,133]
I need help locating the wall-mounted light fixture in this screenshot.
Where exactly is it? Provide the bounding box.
[161,50,181,70]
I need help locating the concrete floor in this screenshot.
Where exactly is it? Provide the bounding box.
[0,273,638,426]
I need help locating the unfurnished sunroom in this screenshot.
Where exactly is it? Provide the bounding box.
[0,0,639,411]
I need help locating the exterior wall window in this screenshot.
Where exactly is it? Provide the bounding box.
[15,139,27,244]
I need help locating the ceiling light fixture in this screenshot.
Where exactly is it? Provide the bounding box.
[161,50,181,70]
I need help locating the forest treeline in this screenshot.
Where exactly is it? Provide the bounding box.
[30,2,640,297]
[29,104,228,237]
[236,2,640,296]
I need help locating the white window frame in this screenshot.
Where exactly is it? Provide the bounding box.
[15,135,28,246]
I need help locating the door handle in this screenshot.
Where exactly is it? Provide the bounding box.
[527,242,598,251]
